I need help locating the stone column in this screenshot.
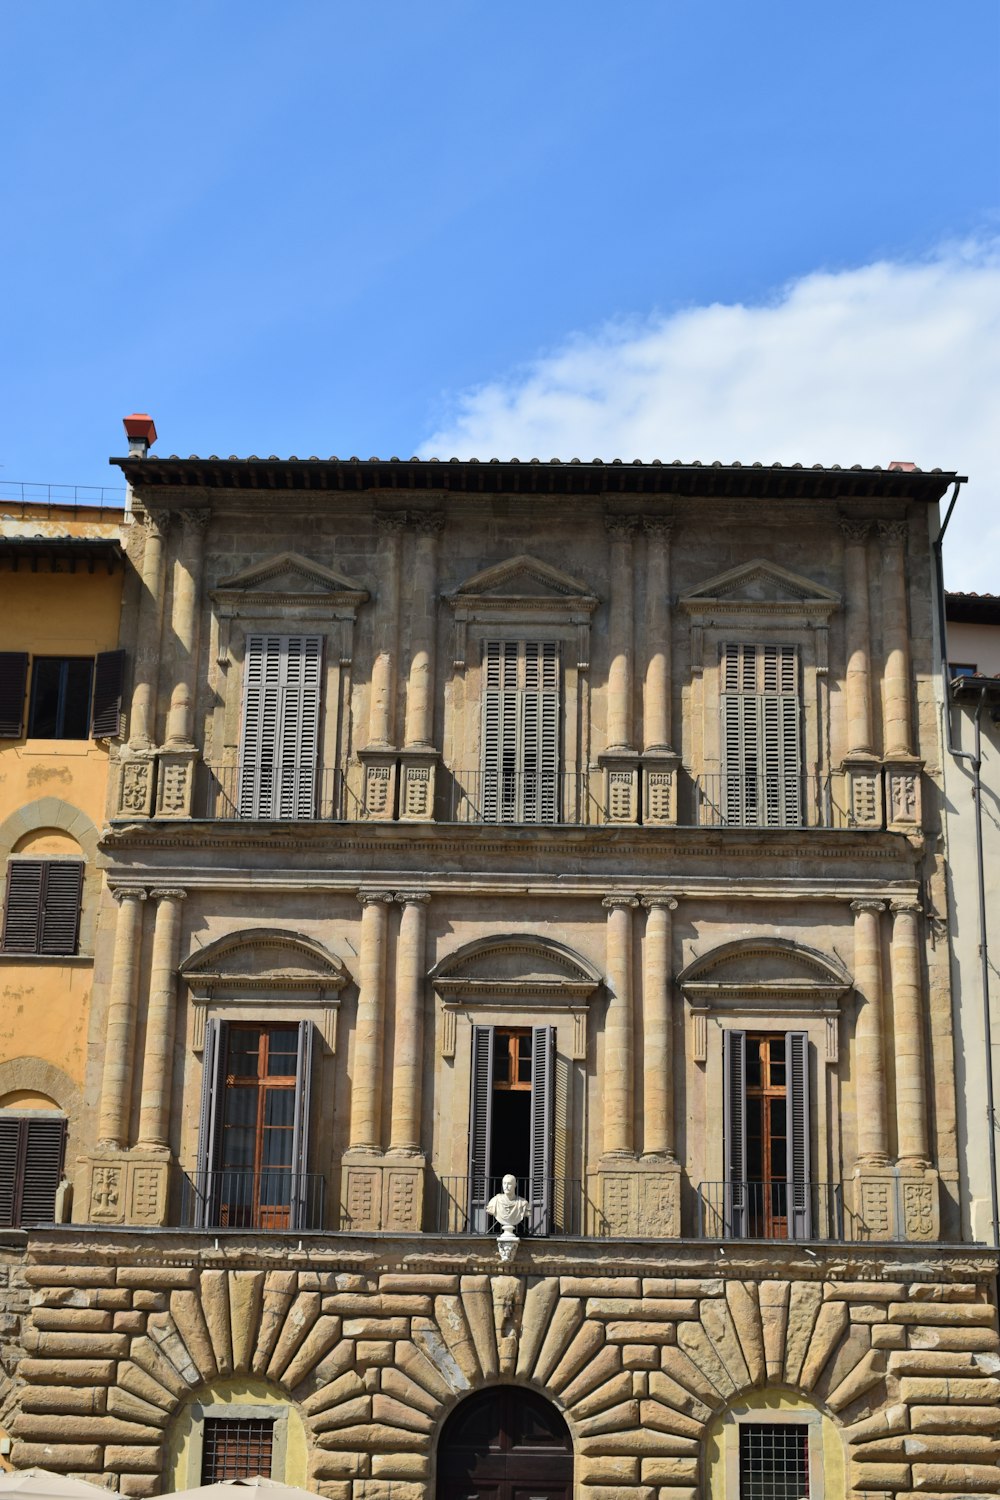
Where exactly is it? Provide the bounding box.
[97,888,147,1147]
[368,514,404,750]
[878,520,914,758]
[348,891,395,1152]
[605,516,637,752]
[602,895,639,1158]
[400,513,443,820]
[851,899,889,1165]
[129,507,171,750]
[137,888,187,1149]
[641,518,679,824]
[164,509,210,749]
[891,900,930,1168]
[641,896,678,1159]
[389,893,431,1153]
[840,520,874,757]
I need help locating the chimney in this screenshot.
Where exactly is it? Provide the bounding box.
[888,460,916,472]
[121,414,157,523]
[123,413,157,459]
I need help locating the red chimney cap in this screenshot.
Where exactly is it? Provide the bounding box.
[888,460,916,471]
[123,413,157,447]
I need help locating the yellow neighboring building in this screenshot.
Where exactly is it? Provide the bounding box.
[0,497,125,1230]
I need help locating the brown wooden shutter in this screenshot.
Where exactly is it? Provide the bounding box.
[528,1024,556,1234]
[195,1018,229,1228]
[2,861,44,953]
[91,650,126,738]
[723,1029,748,1236]
[786,1031,811,1239]
[38,863,84,956]
[0,1116,66,1227]
[0,653,29,737]
[468,1026,495,1231]
[0,1118,20,1226]
[291,1020,315,1230]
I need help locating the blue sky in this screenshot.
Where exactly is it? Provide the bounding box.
[2,2,998,580]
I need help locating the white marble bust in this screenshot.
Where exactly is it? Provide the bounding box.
[486,1174,530,1229]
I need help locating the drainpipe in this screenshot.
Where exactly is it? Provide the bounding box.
[933,478,999,1249]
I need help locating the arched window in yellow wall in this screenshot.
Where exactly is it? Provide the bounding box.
[704,1389,845,1500]
[166,1377,308,1491]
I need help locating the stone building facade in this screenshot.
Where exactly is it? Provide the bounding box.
[1,445,998,1498]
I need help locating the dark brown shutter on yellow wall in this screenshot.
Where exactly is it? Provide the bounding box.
[0,1115,67,1227]
[0,653,29,737]
[91,649,125,738]
[1,861,83,956]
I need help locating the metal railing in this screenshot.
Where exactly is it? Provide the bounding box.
[697,1181,843,1241]
[197,764,352,820]
[180,1169,326,1231]
[0,480,126,510]
[691,774,852,829]
[443,770,598,825]
[431,1176,589,1236]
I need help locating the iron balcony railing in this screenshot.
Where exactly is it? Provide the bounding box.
[697,1181,843,1241]
[431,1176,589,1236]
[180,1169,326,1232]
[197,764,352,820]
[691,773,853,829]
[443,770,598,825]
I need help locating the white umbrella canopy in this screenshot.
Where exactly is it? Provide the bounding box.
[0,1472,108,1499]
[169,1482,316,1500]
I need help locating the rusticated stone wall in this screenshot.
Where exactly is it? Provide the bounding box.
[5,1236,999,1499]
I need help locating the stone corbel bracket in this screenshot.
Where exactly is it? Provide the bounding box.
[179,927,349,1051]
[678,937,852,1064]
[429,935,602,1060]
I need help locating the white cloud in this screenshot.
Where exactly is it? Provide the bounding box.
[421,240,1000,592]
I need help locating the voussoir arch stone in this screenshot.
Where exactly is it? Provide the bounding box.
[0,1058,81,1121]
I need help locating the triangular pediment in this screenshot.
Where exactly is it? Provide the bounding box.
[452,554,596,602]
[215,552,367,598]
[681,558,840,608]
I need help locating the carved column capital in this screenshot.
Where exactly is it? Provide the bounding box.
[850,898,886,915]
[142,506,173,539]
[839,518,872,543]
[357,889,397,907]
[395,890,432,906]
[150,887,187,903]
[112,886,147,905]
[603,894,640,910]
[604,514,639,540]
[889,899,922,917]
[642,894,679,911]
[408,510,445,535]
[374,510,408,535]
[178,507,211,532]
[878,519,908,544]
[643,516,674,540]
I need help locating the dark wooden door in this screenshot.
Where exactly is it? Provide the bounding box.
[437,1387,573,1500]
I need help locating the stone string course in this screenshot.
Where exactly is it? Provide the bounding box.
[2,1243,998,1499]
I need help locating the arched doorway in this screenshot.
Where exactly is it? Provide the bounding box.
[437,1385,573,1499]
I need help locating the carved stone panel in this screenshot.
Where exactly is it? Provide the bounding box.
[399,757,435,822]
[155,751,197,818]
[118,755,156,819]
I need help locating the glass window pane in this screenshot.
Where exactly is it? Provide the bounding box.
[28,660,62,738]
[228,1030,260,1078]
[266,1029,298,1076]
[62,659,94,738]
[746,1039,762,1089]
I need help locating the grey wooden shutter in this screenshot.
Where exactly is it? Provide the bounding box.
[481,641,560,823]
[721,644,800,826]
[522,643,560,822]
[723,1029,748,1237]
[528,1025,556,1235]
[468,1026,495,1231]
[91,650,126,738]
[38,863,84,956]
[0,1118,20,1226]
[482,641,518,823]
[239,635,322,818]
[761,645,801,826]
[0,1116,66,1227]
[0,654,29,737]
[291,1020,315,1230]
[786,1031,811,1239]
[18,1117,67,1225]
[195,1018,228,1228]
[2,861,44,953]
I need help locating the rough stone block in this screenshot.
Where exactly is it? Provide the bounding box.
[25,1267,117,1288]
[579,1455,640,1485]
[310,1449,369,1480]
[639,1457,699,1483]
[118,1476,160,1498]
[907,1326,999,1352]
[379,1274,458,1295]
[343,1317,410,1340]
[132,1292,167,1312]
[370,1453,430,1479]
[581,1489,654,1500]
[890,1303,996,1326]
[11,1442,103,1470]
[29,1331,130,1358]
[872,1324,907,1350]
[16,1358,117,1386]
[19,1387,107,1416]
[357,1340,395,1365]
[910,1463,1000,1491]
[850,1461,911,1490]
[587,1299,697,1322]
[558,1344,623,1408]
[353,1484,426,1500]
[372,1395,434,1433]
[564,1277,642,1298]
[577,1398,640,1438]
[117,1267,197,1289]
[579,1432,697,1459]
[31,1308,113,1333]
[909,1406,1000,1433]
[623,1345,659,1370]
[104,1446,163,1473]
[899,1377,1000,1404]
[113,1312,147,1335]
[570,1372,634,1421]
[606,1321,680,1344]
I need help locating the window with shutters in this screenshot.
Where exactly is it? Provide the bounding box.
[481,640,560,823]
[0,1114,67,1227]
[720,643,802,826]
[723,1030,811,1239]
[238,635,323,819]
[194,1019,317,1231]
[468,1023,556,1233]
[0,653,30,738]
[1,860,84,956]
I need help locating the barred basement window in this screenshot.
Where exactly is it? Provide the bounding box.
[739,1422,810,1500]
[201,1417,275,1483]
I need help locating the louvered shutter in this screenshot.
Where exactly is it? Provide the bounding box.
[38,862,83,956]
[481,641,560,824]
[2,861,44,953]
[239,636,281,817]
[786,1031,811,1239]
[720,644,800,826]
[723,1029,748,1237]
[291,1020,315,1230]
[468,1026,495,1231]
[0,653,29,737]
[91,650,126,738]
[761,645,801,826]
[528,1025,555,1235]
[522,643,560,822]
[482,641,519,823]
[195,1018,228,1228]
[0,1118,20,1227]
[18,1117,67,1225]
[239,636,322,818]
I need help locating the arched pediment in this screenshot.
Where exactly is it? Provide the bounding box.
[679,558,840,616]
[448,554,598,608]
[679,939,851,1065]
[430,934,602,1003]
[180,929,349,1050]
